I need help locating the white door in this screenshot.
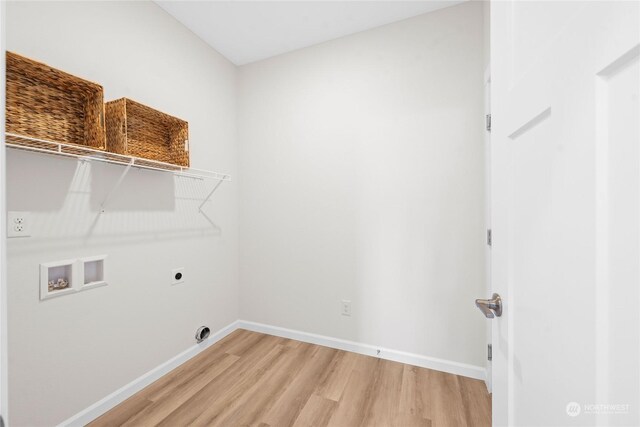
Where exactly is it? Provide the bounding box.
[490,1,640,426]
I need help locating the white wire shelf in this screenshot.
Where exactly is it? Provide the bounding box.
[4,133,231,182]
[5,132,231,218]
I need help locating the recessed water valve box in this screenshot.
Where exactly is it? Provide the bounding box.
[40,255,108,300]
[40,259,76,300]
[81,255,107,290]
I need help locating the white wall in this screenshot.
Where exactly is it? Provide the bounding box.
[238,2,485,368]
[5,1,486,424]
[483,0,490,70]
[5,2,238,425]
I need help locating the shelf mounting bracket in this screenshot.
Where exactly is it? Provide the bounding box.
[198,176,227,226]
[100,158,135,213]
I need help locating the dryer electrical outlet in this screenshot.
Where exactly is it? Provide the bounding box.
[171,267,185,285]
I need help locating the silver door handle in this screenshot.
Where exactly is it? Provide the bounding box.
[475,293,502,318]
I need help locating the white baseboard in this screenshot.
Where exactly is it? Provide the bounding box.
[57,320,240,427]
[237,320,486,381]
[60,319,485,426]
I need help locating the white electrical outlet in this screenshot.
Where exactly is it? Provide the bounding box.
[341,300,352,317]
[7,211,31,238]
[171,267,185,285]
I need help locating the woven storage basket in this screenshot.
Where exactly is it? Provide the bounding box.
[105,98,189,167]
[6,51,106,149]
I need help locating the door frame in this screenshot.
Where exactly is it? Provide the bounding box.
[1,1,8,424]
[484,65,492,394]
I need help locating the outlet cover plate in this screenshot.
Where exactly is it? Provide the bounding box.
[171,267,185,285]
[7,211,31,238]
[341,300,352,317]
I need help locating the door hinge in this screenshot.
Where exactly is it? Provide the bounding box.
[488,344,492,361]
[486,114,491,132]
[487,229,492,246]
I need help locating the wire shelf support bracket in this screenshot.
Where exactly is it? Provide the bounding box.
[5,133,231,218]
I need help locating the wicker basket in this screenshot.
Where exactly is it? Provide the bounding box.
[6,51,106,149]
[105,98,189,167]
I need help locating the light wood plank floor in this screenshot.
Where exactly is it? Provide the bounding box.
[90,330,491,427]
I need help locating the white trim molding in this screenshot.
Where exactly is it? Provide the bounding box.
[1,2,9,423]
[59,319,486,426]
[58,320,240,427]
[237,320,486,381]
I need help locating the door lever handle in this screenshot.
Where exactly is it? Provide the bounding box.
[475,293,502,318]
